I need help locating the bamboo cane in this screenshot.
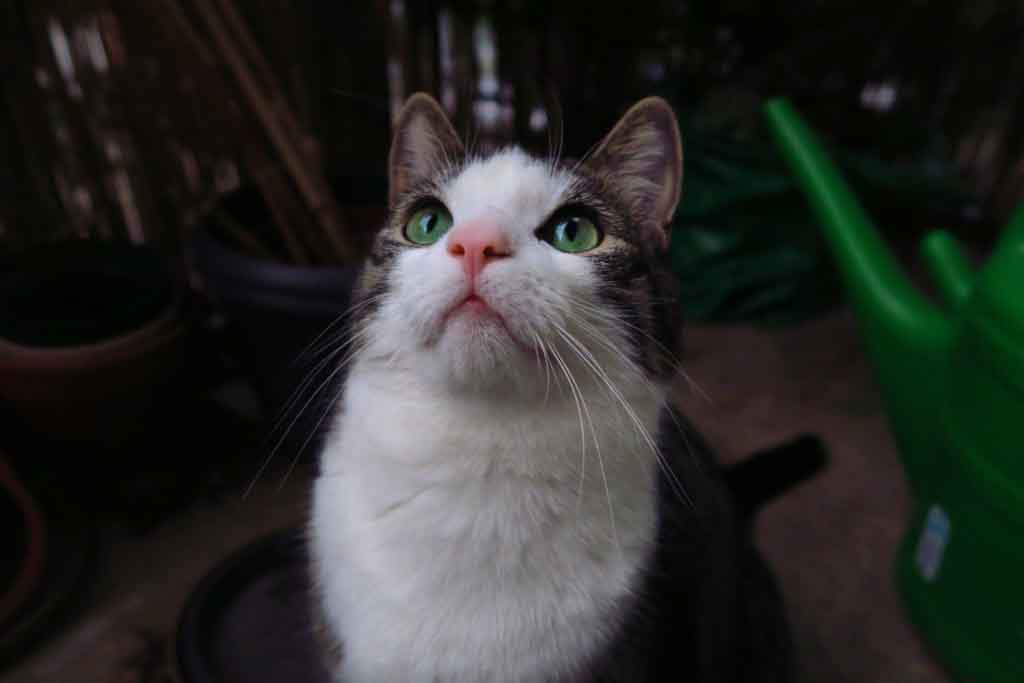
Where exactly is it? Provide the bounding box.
[191,0,354,263]
[212,0,331,260]
[213,0,308,153]
[243,150,311,265]
[211,206,275,259]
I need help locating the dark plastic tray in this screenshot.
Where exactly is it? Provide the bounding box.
[176,436,826,683]
[176,528,331,683]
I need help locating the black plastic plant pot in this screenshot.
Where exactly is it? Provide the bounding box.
[190,178,387,460]
[0,240,189,450]
[176,527,332,683]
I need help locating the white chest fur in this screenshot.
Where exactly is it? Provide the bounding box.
[311,367,661,682]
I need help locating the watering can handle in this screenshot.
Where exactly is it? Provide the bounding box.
[920,231,973,309]
[920,201,1024,310]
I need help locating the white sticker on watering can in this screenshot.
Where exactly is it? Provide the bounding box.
[915,504,951,582]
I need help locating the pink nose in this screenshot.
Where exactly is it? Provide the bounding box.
[446,220,511,281]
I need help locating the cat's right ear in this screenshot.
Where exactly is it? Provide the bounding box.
[388,93,464,207]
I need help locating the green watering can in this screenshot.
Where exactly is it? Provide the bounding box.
[763,98,1024,682]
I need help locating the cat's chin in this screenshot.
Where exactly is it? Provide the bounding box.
[428,314,537,393]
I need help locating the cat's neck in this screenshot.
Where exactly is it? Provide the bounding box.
[327,361,666,484]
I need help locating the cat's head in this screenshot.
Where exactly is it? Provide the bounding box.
[352,93,683,396]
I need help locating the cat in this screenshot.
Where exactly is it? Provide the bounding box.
[309,92,793,682]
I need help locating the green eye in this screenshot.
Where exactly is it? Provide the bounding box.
[404,204,453,245]
[541,215,602,253]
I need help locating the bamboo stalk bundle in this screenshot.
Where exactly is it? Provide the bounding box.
[3,0,361,263]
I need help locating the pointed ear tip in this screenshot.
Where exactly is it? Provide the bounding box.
[405,92,442,107]
[395,92,448,122]
[638,95,673,109]
[628,97,682,147]
[630,96,677,119]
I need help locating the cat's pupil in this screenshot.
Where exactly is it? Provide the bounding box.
[564,219,578,242]
[422,212,437,233]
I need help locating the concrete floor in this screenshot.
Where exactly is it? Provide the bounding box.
[1,309,950,683]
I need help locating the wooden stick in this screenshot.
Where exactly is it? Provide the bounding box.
[249,149,337,264]
[134,0,244,159]
[243,151,310,264]
[213,0,306,141]
[128,0,324,260]
[211,206,276,260]
[212,0,330,259]
[191,0,354,263]
[153,0,218,66]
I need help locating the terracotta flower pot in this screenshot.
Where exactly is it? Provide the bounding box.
[0,450,94,670]
[0,241,189,450]
[0,455,45,631]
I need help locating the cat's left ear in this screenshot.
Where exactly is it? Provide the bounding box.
[584,97,683,249]
[388,93,465,208]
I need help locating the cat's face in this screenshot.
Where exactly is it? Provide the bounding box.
[352,94,683,396]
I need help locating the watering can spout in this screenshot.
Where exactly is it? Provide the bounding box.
[763,98,954,484]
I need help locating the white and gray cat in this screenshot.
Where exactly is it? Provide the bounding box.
[310,93,793,682]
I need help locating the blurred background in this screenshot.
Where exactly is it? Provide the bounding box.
[1,1,1021,681]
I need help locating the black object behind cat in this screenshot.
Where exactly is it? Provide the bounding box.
[579,415,824,682]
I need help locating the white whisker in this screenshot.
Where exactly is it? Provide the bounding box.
[566,294,713,405]
[271,326,367,440]
[244,329,368,499]
[548,344,589,517]
[552,321,691,508]
[551,344,620,557]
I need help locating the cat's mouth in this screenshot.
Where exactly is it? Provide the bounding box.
[441,292,535,353]
[443,292,505,326]
[453,293,493,316]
